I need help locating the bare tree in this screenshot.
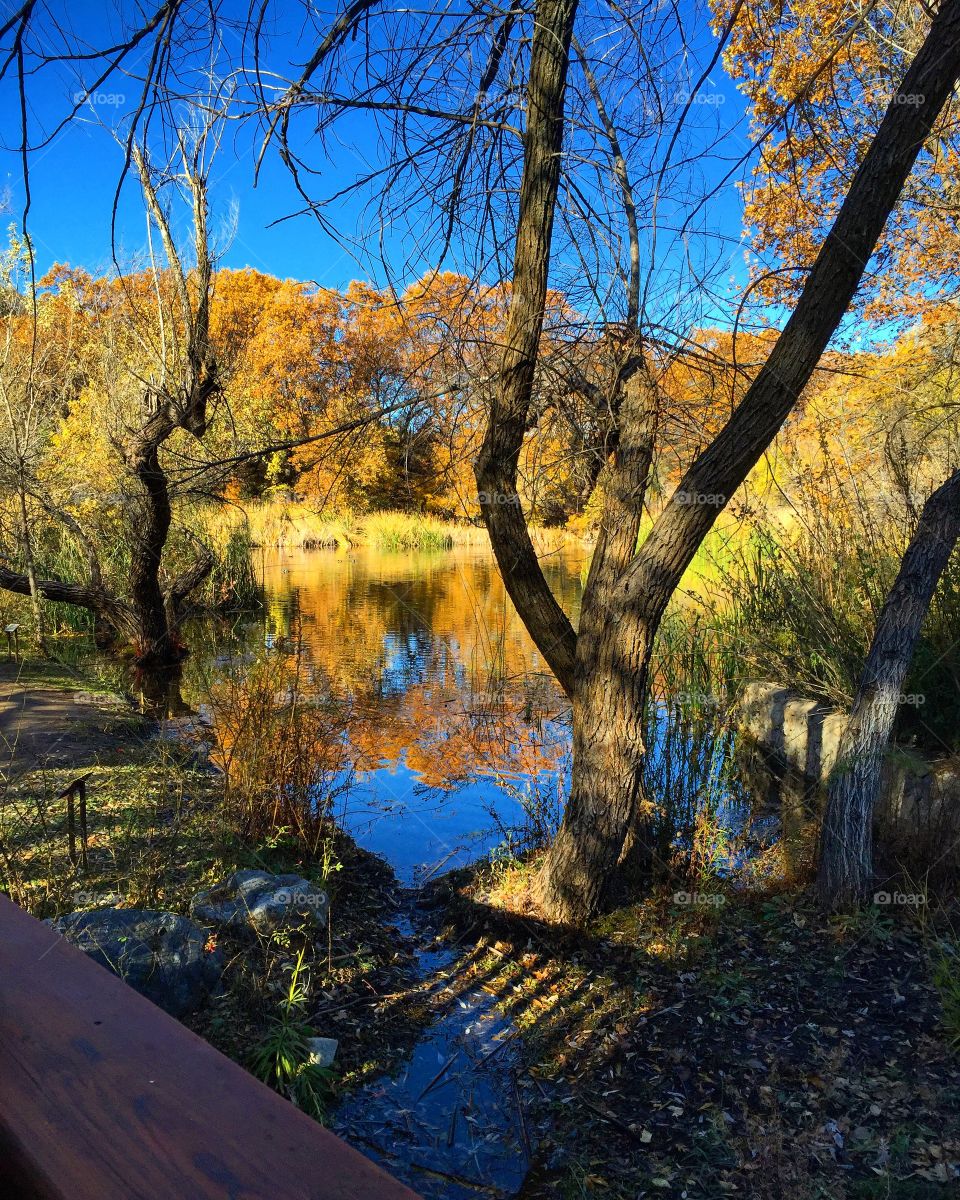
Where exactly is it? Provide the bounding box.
[248,0,960,921]
[536,0,960,920]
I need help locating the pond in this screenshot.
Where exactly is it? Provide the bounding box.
[60,542,770,1197]
[196,545,588,885]
[190,545,589,1199]
[26,544,596,1198]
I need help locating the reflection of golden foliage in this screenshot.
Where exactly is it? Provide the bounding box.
[254,548,580,788]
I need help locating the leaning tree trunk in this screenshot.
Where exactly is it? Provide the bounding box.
[474,0,580,698]
[125,417,180,668]
[537,0,960,923]
[816,468,960,910]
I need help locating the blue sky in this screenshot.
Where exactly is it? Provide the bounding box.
[0,0,753,307]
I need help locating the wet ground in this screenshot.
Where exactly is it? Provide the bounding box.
[333,903,533,1199]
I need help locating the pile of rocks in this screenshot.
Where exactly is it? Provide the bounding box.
[51,868,330,1018]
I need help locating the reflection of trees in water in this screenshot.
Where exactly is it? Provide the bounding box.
[187,548,583,788]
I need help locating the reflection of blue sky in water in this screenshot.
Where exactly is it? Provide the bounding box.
[333,913,530,1200]
[340,744,571,887]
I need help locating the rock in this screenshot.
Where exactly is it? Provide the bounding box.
[50,909,222,1017]
[190,869,329,936]
[736,680,960,859]
[305,1036,338,1069]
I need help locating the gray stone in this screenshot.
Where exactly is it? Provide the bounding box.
[305,1036,338,1069]
[735,680,960,853]
[190,868,329,935]
[50,909,223,1017]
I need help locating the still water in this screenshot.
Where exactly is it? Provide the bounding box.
[205,545,587,884]
[169,543,759,1197]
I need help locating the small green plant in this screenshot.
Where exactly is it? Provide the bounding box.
[249,948,332,1121]
[932,939,960,1049]
[830,904,894,944]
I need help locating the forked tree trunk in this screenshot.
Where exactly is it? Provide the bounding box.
[534,0,960,923]
[816,468,960,910]
[537,370,660,913]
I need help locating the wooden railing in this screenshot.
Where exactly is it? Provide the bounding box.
[0,895,420,1200]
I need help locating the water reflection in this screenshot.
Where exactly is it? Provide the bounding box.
[183,546,586,883]
[333,912,530,1200]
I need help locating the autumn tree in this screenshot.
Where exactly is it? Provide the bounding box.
[0,120,223,666]
[226,0,960,921]
[718,0,960,324]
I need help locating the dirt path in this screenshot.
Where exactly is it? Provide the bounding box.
[0,661,141,782]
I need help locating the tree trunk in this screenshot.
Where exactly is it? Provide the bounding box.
[538,0,960,922]
[125,417,180,668]
[16,481,45,652]
[538,610,656,919]
[0,562,138,642]
[816,467,960,910]
[537,370,661,920]
[474,0,580,698]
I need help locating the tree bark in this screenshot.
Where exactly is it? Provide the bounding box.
[0,562,139,642]
[816,467,960,910]
[15,480,45,651]
[537,369,661,913]
[538,0,960,923]
[474,0,580,698]
[124,415,179,666]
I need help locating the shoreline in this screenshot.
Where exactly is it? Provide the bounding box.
[4,661,960,1198]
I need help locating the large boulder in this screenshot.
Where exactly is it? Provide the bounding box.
[190,869,329,936]
[50,909,223,1017]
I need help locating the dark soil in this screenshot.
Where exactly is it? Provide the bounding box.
[425,862,960,1200]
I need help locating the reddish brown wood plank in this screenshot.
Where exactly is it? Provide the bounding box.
[0,895,420,1200]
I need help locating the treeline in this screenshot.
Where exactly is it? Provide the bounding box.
[15,255,959,537]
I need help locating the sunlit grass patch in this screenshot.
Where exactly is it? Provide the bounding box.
[361,509,458,551]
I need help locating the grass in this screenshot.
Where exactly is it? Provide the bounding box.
[248,946,333,1121]
[0,653,421,1122]
[222,497,587,554]
[195,630,354,856]
[187,509,263,610]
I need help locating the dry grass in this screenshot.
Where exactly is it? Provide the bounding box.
[199,634,353,856]
[206,498,587,555]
